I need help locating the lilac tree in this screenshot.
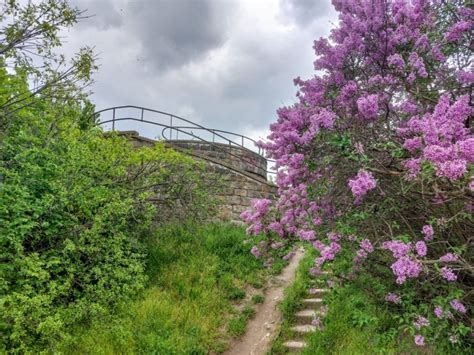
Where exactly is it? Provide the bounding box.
[242,0,472,349]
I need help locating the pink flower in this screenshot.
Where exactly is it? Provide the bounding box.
[357,94,379,121]
[445,20,472,42]
[422,225,434,241]
[385,293,401,304]
[251,246,261,259]
[390,256,423,284]
[414,315,430,330]
[415,241,427,257]
[360,239,374,253]
[450,299,466,313]
[414,335,425,347]
[439,253,458,263]
[348,170,377,203]
[441,267,457,282]
[382,240,411,258]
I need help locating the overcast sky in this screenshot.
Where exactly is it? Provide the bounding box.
[63,0,337,142]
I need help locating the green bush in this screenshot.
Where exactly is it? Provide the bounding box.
[0,66,216,352]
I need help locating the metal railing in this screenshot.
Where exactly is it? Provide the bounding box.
[93,105,276,180]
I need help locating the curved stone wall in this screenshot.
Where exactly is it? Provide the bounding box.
[117,131,278,223]
[165,140,268,180]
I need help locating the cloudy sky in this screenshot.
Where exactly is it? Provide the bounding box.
[63,0,337,142]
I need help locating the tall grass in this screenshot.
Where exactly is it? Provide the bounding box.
[58,223,269,354]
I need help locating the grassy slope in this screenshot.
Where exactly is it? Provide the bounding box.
[58,223,274,354]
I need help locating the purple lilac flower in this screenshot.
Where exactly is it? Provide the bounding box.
[391,256,423,284]
[381,240,411,258]
[271,242,284,250]
[328,232,341,242]
[435,159,467,180]
[439,253,458,262]
[457,69,474,85]
[282,251,295,261]
[387,53,405,70]
[250,246,261,259]
[354,142,364,154]
[441,267,457,282]
[414,315,430,330]
[357,94,379,120]
[445,20,472,42]
[348,170,377,203]
[360,239,374,253]
[450,299,466,314]
[434,306,443,318]
[414,335,425,346]
[385,293,401,304]
[422,225,434,241]
[415,241,427,257]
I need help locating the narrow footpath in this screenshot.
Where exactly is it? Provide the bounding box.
[225,248,305,355]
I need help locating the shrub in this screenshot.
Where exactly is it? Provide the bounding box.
[242,0,472,351]
[0,66,216,352]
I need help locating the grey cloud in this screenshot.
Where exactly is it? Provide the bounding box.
[71,0,124,30]
[280,0,334,25]
[127,0,233,72]
[61,0,336,140]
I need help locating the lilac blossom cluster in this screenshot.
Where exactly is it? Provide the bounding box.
[348,170,377,203]
[241,0,472,348]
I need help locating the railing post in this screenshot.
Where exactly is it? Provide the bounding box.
[112,108,116,131]
[141,108,144,121]
[169,115,173,140]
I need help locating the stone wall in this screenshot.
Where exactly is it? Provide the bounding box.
[117,131,278,223]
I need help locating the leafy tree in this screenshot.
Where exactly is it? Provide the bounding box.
[0,0,96,126]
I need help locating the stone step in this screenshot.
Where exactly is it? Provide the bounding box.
[303,298,324,309]
[307,288,329,296]
[295,309,321,324]
[309,270,330,278]
[291,324,317,335]
[282,340,307,352]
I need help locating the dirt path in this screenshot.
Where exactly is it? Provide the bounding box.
[225,248,305,355]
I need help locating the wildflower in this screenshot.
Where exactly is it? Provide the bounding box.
[385,293,401,304]
[439,253,458,262]
[348,170,377,203]
[415,241,427,257]
[250,246,261,259]
[414,315,430,330]
[357,94,379,120]
[450,299,466,314]
[441,267,457,282]
[414,335,425,346]
[422,225,434,241]
[360,239,374,253]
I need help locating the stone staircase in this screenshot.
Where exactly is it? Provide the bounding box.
[282,278,330,352]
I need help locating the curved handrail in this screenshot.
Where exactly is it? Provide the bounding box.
[93,105,264,154]
[93,105,276,179]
